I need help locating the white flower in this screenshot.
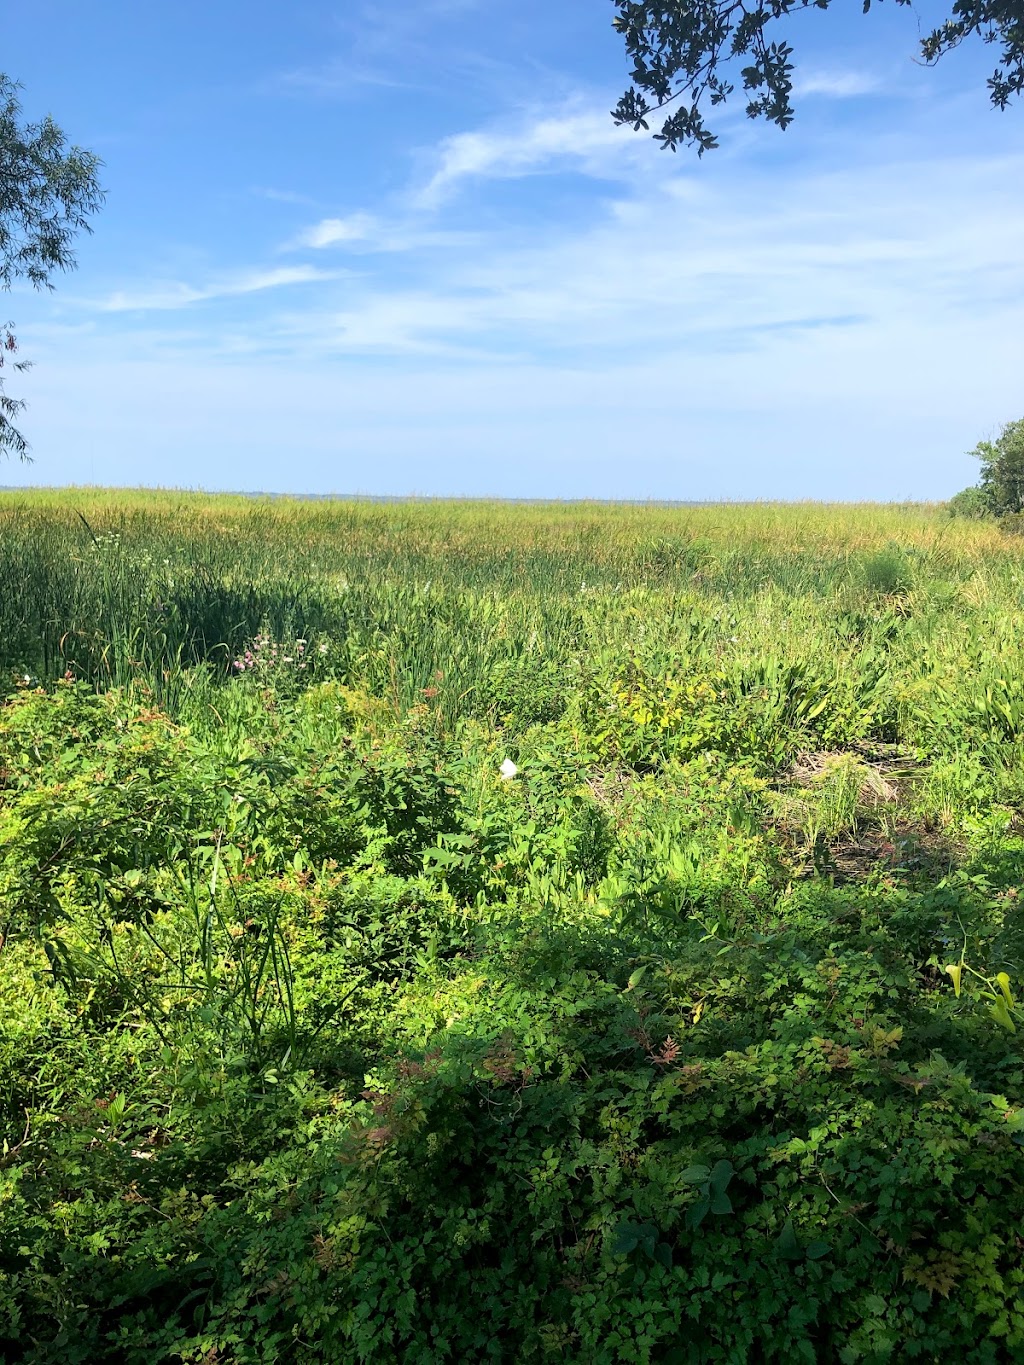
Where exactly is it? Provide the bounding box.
[499,759,518,780]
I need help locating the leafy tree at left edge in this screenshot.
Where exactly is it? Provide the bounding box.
[0,72,103,460]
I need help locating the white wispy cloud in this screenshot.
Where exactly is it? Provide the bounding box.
[291,214,378,249]
[795,69,883,98]
[284,213,480,256]
[98,265,346,313]
[416,106,647,205]
[277,58,415,98]
[251,186,321,207]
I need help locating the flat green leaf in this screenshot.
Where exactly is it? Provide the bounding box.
[996,972,1016,1009]
[708,1159,734,1191]
[775,1218,802,1260]
[989,997,1017,1033]
[686,1195,711,1229]
[610,1221,641,1256]
[710,1189,733,1216]
[678,1164,711,1183]
[422,847,462,867]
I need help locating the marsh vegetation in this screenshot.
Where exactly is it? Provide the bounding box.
[2,493,1024,1361]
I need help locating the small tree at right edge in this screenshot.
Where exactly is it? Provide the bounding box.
[973,418,1024,516]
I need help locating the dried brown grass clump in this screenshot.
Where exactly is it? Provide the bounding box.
[770,748,918,853]
[787,749,902,808]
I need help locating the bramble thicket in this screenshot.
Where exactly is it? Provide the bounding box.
[2,492,1024,1362]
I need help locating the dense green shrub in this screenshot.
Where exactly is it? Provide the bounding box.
[944,485,990,519]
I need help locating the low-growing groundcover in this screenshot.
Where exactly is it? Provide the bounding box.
[2,497,1024,1363]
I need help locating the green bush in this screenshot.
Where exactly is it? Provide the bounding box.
[944,485,990,519]
[861,546,911,597]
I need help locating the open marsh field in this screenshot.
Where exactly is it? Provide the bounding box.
[3,491,1024,1362]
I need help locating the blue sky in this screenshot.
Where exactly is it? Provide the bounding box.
[3,0,1022,498]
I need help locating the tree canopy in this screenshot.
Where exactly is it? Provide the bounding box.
[0,73,103,459]
[974,417,1024,516]
[611,0,1024,152]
